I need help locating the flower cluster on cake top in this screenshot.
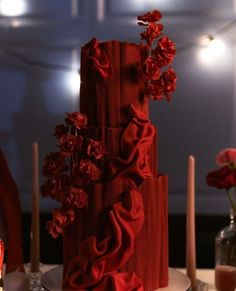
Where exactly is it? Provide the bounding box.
[138,10,177,101]
[41,112,105,238]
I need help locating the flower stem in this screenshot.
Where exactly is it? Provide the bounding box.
[227,188,236,215]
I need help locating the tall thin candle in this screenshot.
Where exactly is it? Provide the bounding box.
[30,142,40,273]
[186,155,196,287]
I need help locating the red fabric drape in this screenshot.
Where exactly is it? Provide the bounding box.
[82,38,113,81]
[108,104,155,186]
[64,189,144,290]
[0,150,24,273]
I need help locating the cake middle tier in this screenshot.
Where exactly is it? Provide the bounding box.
[80,39,148,128]
[85,126,158,178]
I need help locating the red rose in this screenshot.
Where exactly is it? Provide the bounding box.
[59,134,84,156]
[41,175,69,202]
[140,22,163,47]
[65,187,88,209]
[87,138,105,160]
[206,166,236,189]
[137,10,162,24]
[152,36,176,67]
[47,207,75,238]
[145,68,176,101]
[42,152,68,177]
[142,56,160,80]
[59,134,78,156]
[46,220,63,239]
[53,208,75,227]
[53,124,69,139]
[145,79,163,101]
[65,112,87,129]
[216,148,236,167]
[79,159,101,181]
[71,159,101,185]
[162,68,177,98]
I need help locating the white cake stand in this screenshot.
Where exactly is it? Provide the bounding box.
[41,266,191,291]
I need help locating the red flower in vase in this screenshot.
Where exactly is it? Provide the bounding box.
[206,166,236,190]
[216,148,236,167]
[206,148,236,213]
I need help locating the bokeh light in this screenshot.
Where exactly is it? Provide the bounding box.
[0,0,27,16]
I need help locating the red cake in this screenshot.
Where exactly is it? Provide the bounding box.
[41,10,176,291]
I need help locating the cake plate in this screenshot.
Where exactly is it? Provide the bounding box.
[41,266,191,291]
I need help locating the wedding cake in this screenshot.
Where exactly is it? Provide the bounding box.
[41,10,176,290]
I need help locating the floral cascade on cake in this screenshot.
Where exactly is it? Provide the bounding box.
[41,10,177,291]
[41,112,105,238]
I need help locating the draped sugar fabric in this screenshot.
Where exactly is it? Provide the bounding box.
[108,104,155,187]
[82,38,113,81]
[63,189,145,290]
[63,38,169,290]
[0,150,24,273]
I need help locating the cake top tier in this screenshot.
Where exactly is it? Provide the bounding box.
[79,38,148,128]
[79,10,177,128]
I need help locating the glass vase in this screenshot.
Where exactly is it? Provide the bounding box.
[215,209,236,267]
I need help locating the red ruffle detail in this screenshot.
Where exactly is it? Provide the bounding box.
[82,38,113,81]
[63,273,143,291]
[108,104,155,186]
[63,189,144,290]
[92,272,144,291]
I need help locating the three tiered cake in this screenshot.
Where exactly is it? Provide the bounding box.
[42,10,176,290]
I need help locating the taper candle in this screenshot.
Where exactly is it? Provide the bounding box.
[30,142,40,273]
[186,155,196,287]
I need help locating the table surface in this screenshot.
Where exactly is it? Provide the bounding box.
[41,266,217,290]
[178,269,216,290]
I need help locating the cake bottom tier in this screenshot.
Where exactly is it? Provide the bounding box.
[63,175,168,290]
